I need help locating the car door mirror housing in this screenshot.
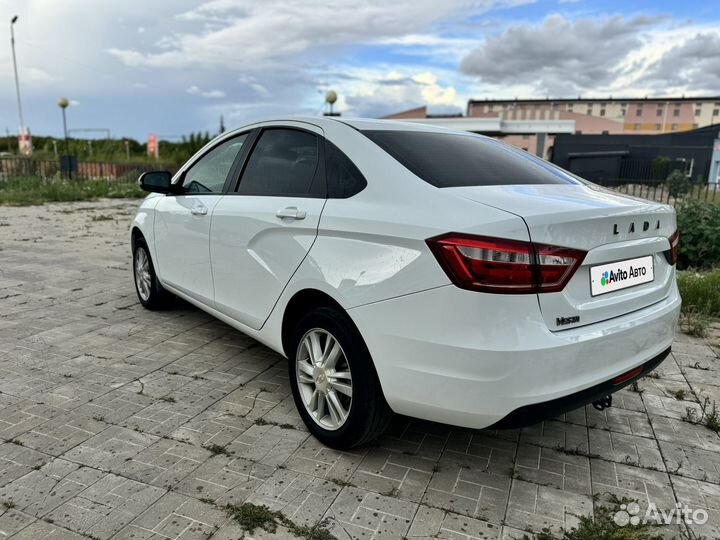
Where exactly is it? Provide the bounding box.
[139,171,174,194]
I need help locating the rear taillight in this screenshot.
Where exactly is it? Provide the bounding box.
[665,230,679,266]
[426,234,586,294]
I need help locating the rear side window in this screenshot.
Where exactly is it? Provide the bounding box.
[238,128,324,196]
[325,140,366,198]
[362,130,579,187]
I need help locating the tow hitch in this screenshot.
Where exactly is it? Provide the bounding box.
[592,395,612,411]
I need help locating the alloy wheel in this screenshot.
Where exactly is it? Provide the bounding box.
[134,247,152,301]
[296,328,353,430]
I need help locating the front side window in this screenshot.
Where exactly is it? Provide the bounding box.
[238,128,322,196]
[362,130,579,188]
[182,134,247,193]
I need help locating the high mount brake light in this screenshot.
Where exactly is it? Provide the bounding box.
[426,234,586,294]
[665,230,679,266]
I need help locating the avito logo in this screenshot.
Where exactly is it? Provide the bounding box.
[600,266,647,287]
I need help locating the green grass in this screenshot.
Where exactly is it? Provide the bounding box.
[223,502,336,539]
[0,177,145,206]
[677,269,720,319]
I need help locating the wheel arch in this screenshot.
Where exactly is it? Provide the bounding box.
[280,288,349,359]
[130,226,144,251]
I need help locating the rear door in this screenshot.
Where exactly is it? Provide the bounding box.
[153,133,249,305]
[210,124,326,330]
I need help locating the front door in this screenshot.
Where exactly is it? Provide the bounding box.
[153,133,249,305]
[211,126,326,329]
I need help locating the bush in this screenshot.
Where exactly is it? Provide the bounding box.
[651,155,670,180]
[675,199,720,269]
[666,169,690,199]
[677,269,720,319]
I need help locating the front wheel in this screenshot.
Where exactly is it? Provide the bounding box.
[133,238,174,310]
[288,307,392,449]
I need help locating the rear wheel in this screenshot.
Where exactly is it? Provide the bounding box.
[289,307,392,448]
[133,237,174,309]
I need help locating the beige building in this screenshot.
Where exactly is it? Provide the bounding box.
[467,96,720,134]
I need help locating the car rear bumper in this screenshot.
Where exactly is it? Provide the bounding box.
[488,346,670,429]
[348,282,681,429]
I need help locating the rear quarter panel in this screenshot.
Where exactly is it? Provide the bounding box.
[289,123,531,308]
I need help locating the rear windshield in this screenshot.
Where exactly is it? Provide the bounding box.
[361,130,579,188]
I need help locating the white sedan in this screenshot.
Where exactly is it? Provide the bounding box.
[131,117,681,448]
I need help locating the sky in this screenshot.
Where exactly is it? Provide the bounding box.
[0,0,718,141]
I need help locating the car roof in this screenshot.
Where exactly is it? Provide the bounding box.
[228,116,460,135]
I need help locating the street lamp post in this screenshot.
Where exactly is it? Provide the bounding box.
[10,15,30,154]
[58,97,71,177]
[58,97,69,155]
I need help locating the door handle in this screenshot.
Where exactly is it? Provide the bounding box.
[276,206,306,220]
[190,204,208,216]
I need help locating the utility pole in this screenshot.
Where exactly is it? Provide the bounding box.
[10,15,30,154]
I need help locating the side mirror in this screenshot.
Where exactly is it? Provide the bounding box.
[139,171,174,194]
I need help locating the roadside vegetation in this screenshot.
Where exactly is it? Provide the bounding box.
[674,200,720,270]
[672,199,720,338]
[677,268,720,338]
[0,131,216,165]
[0,177,145,206]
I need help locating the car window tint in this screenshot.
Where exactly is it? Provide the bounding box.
[238,129,322,196]
[362,130,579,187]
[183,134,247,193]
[325,140,366,198]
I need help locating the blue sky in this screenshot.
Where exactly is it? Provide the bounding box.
[0,0,718,141]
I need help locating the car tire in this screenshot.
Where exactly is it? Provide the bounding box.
[288,306,392,449]
[132,237,174,310]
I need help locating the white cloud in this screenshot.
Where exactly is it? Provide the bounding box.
[107,0,527,71]
[459,14,720,98]
[327,66,463,117]
[186,85,225,98]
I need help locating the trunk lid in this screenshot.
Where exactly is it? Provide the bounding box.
[448,184,677,330]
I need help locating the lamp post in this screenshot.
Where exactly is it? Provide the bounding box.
[58,97,71,177]
[58,97,69,155]
[10,15,30,154]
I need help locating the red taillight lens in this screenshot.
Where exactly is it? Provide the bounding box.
[665,230,679,266]
[427,234,586,294]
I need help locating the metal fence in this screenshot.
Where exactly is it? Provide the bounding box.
[0,157,177,183]
[595,178,720,205]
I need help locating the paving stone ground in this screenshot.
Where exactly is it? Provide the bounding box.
[0,198,719,539]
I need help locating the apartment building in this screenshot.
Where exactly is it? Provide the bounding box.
[467,97,720,134]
